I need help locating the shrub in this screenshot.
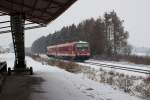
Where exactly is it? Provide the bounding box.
[47,60,81,73]
[144,76,150,84]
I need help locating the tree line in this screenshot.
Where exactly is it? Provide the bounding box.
[31,11,131,57]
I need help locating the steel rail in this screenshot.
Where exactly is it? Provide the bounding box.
[85,61,150,74]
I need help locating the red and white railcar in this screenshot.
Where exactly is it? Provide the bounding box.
[47,41,90,60]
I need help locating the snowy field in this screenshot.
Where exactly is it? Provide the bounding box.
[0,53,143,100]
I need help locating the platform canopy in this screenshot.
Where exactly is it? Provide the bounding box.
[0,0,76,25]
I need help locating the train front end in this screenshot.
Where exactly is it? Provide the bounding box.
[75,41,90,61]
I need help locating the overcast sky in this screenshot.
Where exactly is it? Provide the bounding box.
[0,0,150,48]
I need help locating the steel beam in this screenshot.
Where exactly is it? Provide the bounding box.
[0,22,36,30]
[0,25,45,34]
[0,4,47,24]
[0,20,10,24]
[10,14,26,69]
[4,0,54,15]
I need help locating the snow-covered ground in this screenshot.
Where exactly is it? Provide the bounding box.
[0,53,143,100]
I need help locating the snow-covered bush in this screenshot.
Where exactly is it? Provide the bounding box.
[81,66,150,99]
[141,76,150,98]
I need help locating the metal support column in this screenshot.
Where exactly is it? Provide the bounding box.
[10,14,26,70]
[8,13,33,75]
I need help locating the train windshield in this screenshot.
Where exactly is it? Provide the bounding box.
[76,43,89,51]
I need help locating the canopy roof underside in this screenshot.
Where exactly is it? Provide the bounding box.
[0,0,76,25]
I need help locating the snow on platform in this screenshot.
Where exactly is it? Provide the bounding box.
[0,53,143,100]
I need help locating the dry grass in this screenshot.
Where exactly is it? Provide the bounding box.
[31,54,40,60]
[31,54,42,62]
[49,60,81,73]
[144,76,150,84]
[47,59,57,66]
[31,54,81,73]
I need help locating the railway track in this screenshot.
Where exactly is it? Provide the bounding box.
[84,61,150,74]
[40,55,150,75]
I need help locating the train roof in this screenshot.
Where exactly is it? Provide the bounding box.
[47,41,89,49]
[0,0,77,25]
[77,41,88,44]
